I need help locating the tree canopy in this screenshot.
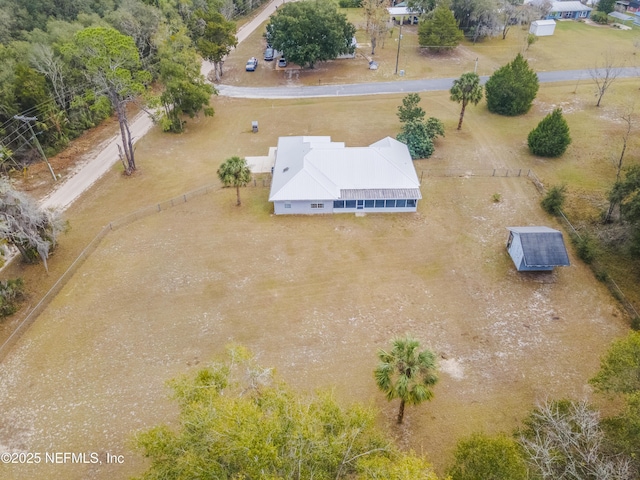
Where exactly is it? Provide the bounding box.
[65,26,150,174]
[485,53,539,116]
[396,94,444,160]
[607,165,640,227]
[134,346,443,480]
[418,5,464,52]
[265,0,356,68]
[527,108,571,157]
[0,177,64,270]
[447,432,528,480]
[156,26,215,133]
[0,0,267,172]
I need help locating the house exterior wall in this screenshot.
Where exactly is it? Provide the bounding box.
[545,10,591,19]
[273,200,330,215]
[507,233,525,270]
[273,198,419,215]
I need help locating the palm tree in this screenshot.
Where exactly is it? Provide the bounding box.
[374,334,438,424]
[217,156,252,206]
[450,72,483,130]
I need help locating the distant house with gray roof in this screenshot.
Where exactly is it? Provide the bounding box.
[268,136,421,215]
[544,1,592,19]
[506,226,571,272]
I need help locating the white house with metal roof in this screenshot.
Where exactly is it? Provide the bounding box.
[268,136,422,215]
[506,226,571,272]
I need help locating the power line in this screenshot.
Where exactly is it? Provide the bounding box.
[13,115,57,181]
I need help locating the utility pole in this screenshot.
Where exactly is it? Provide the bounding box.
[395,23,403,75]
[14,115,57,182]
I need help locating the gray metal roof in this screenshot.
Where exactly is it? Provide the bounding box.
[608,11,634,21]
[507,227,570,267]
[340,188,421,199]
[550,1,592,12]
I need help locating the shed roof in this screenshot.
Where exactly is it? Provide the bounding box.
[507,227,570,267]
[269,136,421,202]
[531,19,557,26]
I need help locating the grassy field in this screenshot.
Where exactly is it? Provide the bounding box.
[1,76,638,479]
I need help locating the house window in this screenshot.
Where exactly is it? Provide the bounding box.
[407,199,416,207]
[357,200,364,209]
[364,200,374,208]
[333,200,345,208]
[345,200,356,208]
[284,203,291,209]
[311,203,324,209]
[385,200,396,208]
[396,199,407,207]
[374,200,385,208]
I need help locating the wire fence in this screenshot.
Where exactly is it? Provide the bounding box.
[0,183,220,362]
[0,168,637,361]
[423,167,638,319]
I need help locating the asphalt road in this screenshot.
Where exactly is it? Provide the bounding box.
[217,67,640,99]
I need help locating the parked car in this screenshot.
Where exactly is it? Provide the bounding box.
[264,47,274,61]
[278,57,287,68]
[245,57,258,71]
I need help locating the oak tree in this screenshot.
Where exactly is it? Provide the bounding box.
[266,0,356,69]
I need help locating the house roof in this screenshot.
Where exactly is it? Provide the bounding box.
[608,10,634,21]
[550,1,592,12]
[269,136,422,202]
[388,6,420,15]
[507,227,571,267]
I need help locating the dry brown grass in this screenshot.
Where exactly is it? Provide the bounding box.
[1,80,637,479]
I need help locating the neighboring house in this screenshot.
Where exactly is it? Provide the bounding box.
[506,227,571,272]
[615,0,639,12]
[544,1,592,19]
[268,136,422,215]
[388,6,420,24]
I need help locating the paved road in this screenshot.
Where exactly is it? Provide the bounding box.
[217,67,640,99]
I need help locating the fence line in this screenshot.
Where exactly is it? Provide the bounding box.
[424,167,638,320]
[0,182,221,362]
[1,169,637,361]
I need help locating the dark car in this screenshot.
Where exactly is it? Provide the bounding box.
[264,47,274,61]
[278,57,287,68]
[245,57,258,71]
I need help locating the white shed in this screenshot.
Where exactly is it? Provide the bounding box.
[529,19,556,36]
